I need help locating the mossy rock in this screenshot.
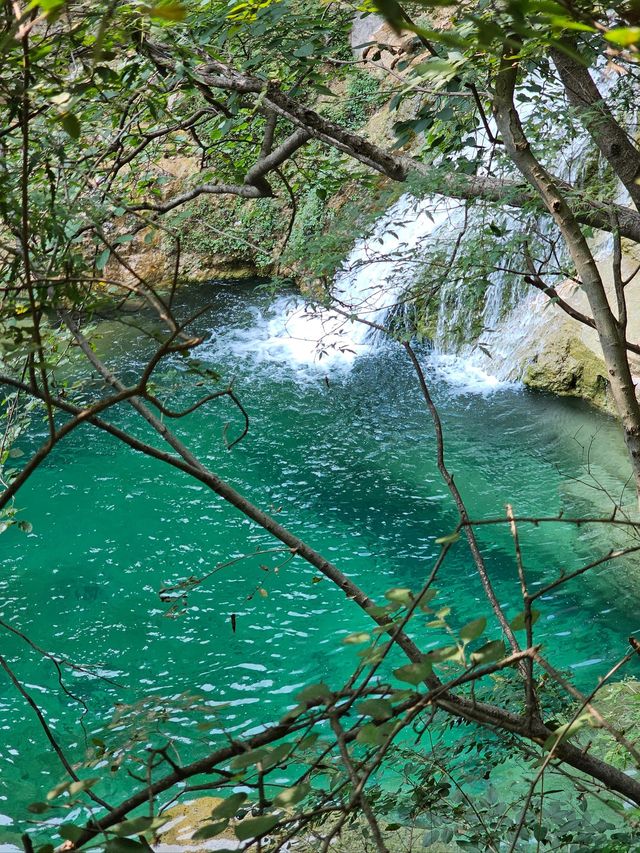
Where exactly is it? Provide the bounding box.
[523,337,609,409]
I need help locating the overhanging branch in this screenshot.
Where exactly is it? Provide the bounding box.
[141,39,640,243]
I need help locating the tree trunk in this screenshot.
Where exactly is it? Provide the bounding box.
[551,44,640,210]
[493,55,640,498]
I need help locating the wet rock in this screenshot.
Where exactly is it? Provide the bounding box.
[524,337,608,408]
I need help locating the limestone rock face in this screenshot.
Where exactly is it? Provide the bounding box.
[350,12,421,70]
[516,243,640,409]
[453,237,640,411]
[523,337,608,407]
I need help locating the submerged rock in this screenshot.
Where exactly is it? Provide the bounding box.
[154,797,239,851]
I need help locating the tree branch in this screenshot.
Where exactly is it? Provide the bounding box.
[551,42,640,210]
[137,40,640,243]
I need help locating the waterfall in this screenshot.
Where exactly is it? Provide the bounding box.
[210,193,454,375]
[208,66,627,390]
[428,70,626,390]
[209,192,520,392]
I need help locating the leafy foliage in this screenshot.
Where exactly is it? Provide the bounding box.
[3,0,640,850]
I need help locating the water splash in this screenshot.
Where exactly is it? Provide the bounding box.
[206,194,456,375]
[205,67,621,392]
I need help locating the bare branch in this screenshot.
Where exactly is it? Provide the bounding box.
[0,655,112,811]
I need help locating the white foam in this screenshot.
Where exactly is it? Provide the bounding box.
[208,296,369,373]
[430,352,517,395]
[205,194,454,373]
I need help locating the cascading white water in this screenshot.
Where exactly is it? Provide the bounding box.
[210,193,456,374]
[429,64,632,387]
[430,125,611,387]
[208,190,513,392]
[209,66,628,391]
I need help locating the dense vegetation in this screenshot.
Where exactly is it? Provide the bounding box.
[4,0,640,850]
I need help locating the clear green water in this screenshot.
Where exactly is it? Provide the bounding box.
[0,281,638,838]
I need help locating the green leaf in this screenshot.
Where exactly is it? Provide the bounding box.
[417,588,438,612]
[358,645,385,665]
[312,84,336,98]
[470,640,505,665]
[279,704,304,723]
[192,819,229,840]
[261,742,291,769]
[365,604,390,619]
[37,0,65,10]
[234,815,279,841]
[296,682,332,704]
[60,113,81,139]
[393,660,432,685]
[293,42,315,58]
[95,248,110,271]
[459,617,486,643]
[356,720,395,746]
[112,816,165,837]
[105,841,145,853]
[211,792,248,819]
[357,698,393,721]
[427,645,460,663]
[274,782,310,807]
[510,609,540,631]
[551,15,596,32]
[543,713,591,751]
[297,733,318,751]
[230,747,267,770]
[59,826,84,844]
[372,0,405,29]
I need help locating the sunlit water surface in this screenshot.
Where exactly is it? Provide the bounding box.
[0,281,638,839]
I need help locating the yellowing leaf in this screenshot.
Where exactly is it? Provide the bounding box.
[470,639,505,665]
[384,587,413,606]
[343,631,370,644]
[274,782,310,807]
[460,617,486,643]
[50,91,72,106]
[543,713,592,751]
[144,1,187,21]
[435,530,460,545]
[604,27,640,46]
